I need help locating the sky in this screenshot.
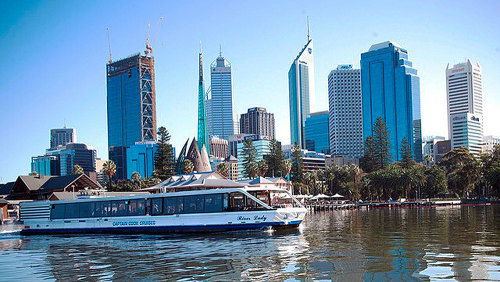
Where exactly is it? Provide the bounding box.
[1,0,499,183]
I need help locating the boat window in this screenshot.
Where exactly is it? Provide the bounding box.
[228,192,268,211]
[64,203,79,218]
[93,201,105,217]
[204,194,223,212]
[151,198,163,215]
[128,199,146,216]
[184,195,204,213]
[51,204,65,219]
[223,194,229,211]
[164,197,183,215]
[79,202,92,218]
[103,201,112,217]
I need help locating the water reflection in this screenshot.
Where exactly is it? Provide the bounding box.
[0,205,498,280]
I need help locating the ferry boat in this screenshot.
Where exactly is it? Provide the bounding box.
[19,187,307,235]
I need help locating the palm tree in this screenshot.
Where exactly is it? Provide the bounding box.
[72,164,84,175]
[131,171,141,188]
[423,155,434,166]
[103,160,116,191]
[281,160,292,180]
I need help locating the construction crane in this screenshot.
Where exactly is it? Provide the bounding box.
[106,28,112,64]
[145,22,153,55]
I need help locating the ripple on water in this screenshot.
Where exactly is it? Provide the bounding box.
[0,205,499,280]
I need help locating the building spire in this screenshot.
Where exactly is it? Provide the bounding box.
[307,16,310,41]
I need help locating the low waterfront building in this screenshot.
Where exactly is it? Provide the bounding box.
[238,176,292,194]
[283,147,328,173]
[9,174,102,200]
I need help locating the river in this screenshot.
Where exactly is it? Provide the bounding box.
[0,205,499,280]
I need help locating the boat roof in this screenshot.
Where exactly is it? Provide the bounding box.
[21,187,291,206]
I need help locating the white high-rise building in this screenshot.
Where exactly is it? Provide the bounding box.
[328,65,363,158]
[446,60,483,156]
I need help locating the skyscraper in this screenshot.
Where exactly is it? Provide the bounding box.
[446,60,483,156]
[208,49,234,140]
[50,127,76,149]
[328,65,363,158]
[239,107,275,139]
[288,25,314,148]
[305,111,329,154]
[361,41,422,162]
[106,53,156,179]
[197,44,209,152]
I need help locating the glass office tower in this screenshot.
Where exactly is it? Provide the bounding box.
[305,111,329,154]
[107,53,157,179]
[289,37,314,149]
[361,41,422,162]
[209,52,234,140]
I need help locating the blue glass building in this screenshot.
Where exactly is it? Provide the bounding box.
[305,111,330,154]
[107,53,157,179]
[289,37,314,148]
[126,141,158,179]
[31,143,96,176]
[360,41,422,162]
[208,51,234,140]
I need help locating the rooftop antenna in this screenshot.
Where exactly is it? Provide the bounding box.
[157,16,164,47]
[307,16,310,41]
[200,40,202,53]
[219,44,222,57]
[106,28,112,64]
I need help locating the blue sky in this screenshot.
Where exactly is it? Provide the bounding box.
[1,0,499,182]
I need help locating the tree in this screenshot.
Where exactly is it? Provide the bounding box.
[29,171,38,176]
[422,165,448,198]
[281,159,292,179]
[102,160,116,190]
[131,171,141,188]
[481,145,500,196]
[72,164,84,175]
[399,137,415,169]
[373,117,392,170]
[423,155,434,167]
[267,139,284,177]
[290,142,303,183]
[217,162,229,177]
[441,148,480,198]
[183,159,194,174]
[360,136,377,173]
[257,159,268,177]
[154,126,175,180]
[241,138,258,179]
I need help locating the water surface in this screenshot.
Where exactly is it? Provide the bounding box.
[0,205,499,280]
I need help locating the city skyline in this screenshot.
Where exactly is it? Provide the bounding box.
[1,1,500,182]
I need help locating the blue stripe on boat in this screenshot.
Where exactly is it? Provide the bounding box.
[20,221,302,235]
